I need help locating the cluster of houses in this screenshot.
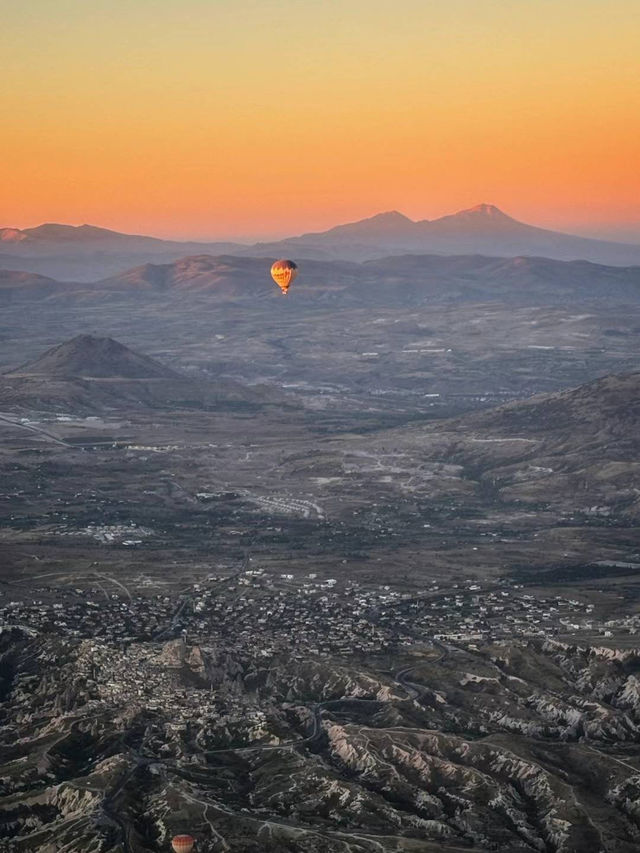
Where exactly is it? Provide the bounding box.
[0,568,610,658]
[1,569,625,761]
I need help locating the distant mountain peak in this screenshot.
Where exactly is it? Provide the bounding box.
[11,334,179,380]
[455,203,513,219]
[24,223,125,242]
[368,210,414,223]
[415,203,530,238]
[319,209,416,239]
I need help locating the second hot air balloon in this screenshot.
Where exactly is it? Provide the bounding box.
[270,259,298,296]
[171,835,195,853]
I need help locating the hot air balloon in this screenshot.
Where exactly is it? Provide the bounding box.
[270,259,298,296]
[171,835,195,853]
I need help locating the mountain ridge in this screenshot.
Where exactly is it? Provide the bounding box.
[2,251,639,306]
[253,205,640,266]
[3,204,640,269]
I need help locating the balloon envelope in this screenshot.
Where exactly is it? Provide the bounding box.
[270,259,298,295]
[171,835,195,853]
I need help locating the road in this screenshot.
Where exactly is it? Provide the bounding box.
[394,641,450,699]
[0,412,72,447]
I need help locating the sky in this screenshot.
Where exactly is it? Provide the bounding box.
[2,0,639,241]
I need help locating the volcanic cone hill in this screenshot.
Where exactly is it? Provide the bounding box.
[0,335,280,414]
[10,334,181,379]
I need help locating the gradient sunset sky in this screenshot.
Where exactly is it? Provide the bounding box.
[3,0,639,240]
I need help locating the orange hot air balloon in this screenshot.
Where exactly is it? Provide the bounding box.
[171,835,195,853]
[270,259,298,296]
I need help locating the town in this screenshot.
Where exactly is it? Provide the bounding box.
[1,567,623,663]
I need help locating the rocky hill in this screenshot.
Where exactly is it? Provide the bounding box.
[463,370,640,442]
[0,268,68,300]
[423,371,640,522]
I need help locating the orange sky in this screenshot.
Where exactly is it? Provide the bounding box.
[2,0,639,241]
